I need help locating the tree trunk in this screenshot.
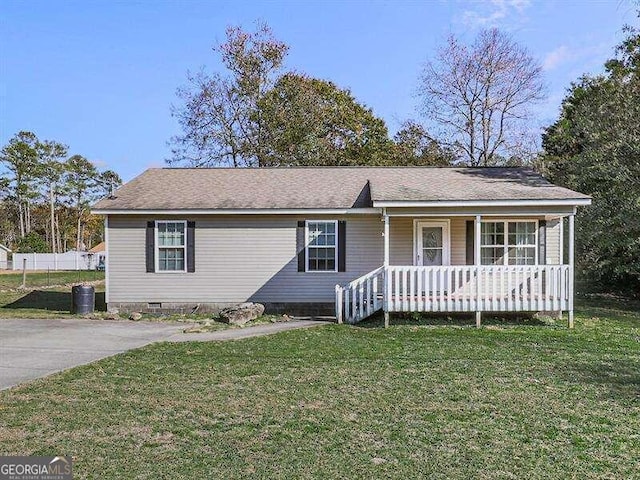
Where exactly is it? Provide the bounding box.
[25,200,31,234]
[18,201,25,238]
[76,214,82,252]
[55,213,62,254]
[49,186,56,253]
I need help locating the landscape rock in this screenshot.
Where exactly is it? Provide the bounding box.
[104,312,120,320]
[129,312,143,321]
[219,303,265,326]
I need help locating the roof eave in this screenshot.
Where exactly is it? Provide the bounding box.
[373,198,592,208]
[91,207,382,215]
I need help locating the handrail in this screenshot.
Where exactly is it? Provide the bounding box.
[345,266,384,289]
[335,267,385,324]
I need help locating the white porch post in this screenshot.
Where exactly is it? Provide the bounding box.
[568,214,575,328]
[383,212,390,328]
[335,285,343,324]
[383,213,390,267]
[475,214,482,328]
[557,217,564,320]
[559,218,564,265]
[104,215,109,306]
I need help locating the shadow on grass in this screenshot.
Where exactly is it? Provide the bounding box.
[355,311,548,328]
[2,290,106,312]
[577,292,640,315]
[560,359,640,402]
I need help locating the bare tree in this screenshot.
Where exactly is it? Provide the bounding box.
[169,23,288,167]
[418,29,545,166]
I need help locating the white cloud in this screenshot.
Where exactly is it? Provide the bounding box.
[542,42,610,73]
[542,45,571,71]
[91,158,108,168]
[461,0,532,28]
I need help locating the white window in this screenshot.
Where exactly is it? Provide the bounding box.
[481,220,537,266]
[306,220,337,272]
[156,221,186,272]
[480,221,505,265]
[507,221,537,265]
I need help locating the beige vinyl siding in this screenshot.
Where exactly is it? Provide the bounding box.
[450,218,468,265]
[389,216,562,267]
[389,217,468,265]
[107,211,566,305]
[108,214,383,304]
[546,218,562,264]
[0,249,7,269]
[389,217,413,265]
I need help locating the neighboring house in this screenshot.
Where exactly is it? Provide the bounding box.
[0,244,11,270]
[92,167,591,327]
[87,242,107,270]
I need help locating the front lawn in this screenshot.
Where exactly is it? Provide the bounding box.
[0,303,638,478]
[0,271,105,318]
[0,270,104,290]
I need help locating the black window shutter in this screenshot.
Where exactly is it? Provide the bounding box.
[538,220,547,265]
[466,220,475,265]
[187,221,196,273]
[296,221,306,272]
[338,220,346,272]
[146,221,155,273]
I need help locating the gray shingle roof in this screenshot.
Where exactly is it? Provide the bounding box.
[92,167,590,211]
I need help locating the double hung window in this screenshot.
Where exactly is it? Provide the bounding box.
[306,220,337,272]
[156,221,186,272]
[480,221,537,265]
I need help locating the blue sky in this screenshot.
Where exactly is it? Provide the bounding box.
[0,0,637,181]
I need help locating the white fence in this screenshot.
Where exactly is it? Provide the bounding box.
[12,251,105,271]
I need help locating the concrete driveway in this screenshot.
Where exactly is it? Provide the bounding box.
[0,318,187,390]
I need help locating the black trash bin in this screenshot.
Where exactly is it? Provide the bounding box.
[71,284,95,314]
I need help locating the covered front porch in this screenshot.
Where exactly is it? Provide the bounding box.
[336,205,580,328]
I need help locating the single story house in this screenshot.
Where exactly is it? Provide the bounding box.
[0,244,11,270]
[92,167,591,327]
[86,241,107,270]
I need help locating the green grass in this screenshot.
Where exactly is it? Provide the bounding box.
[0,270,104,290]
[0,271,105,318]
[0,285,106,318]
[0,302,638,478]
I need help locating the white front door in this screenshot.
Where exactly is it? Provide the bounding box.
[414,220,450,266]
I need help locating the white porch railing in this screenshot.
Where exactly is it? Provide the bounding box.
[336,265,572,324]
[386,265,571,313]
[335,266,384,324]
